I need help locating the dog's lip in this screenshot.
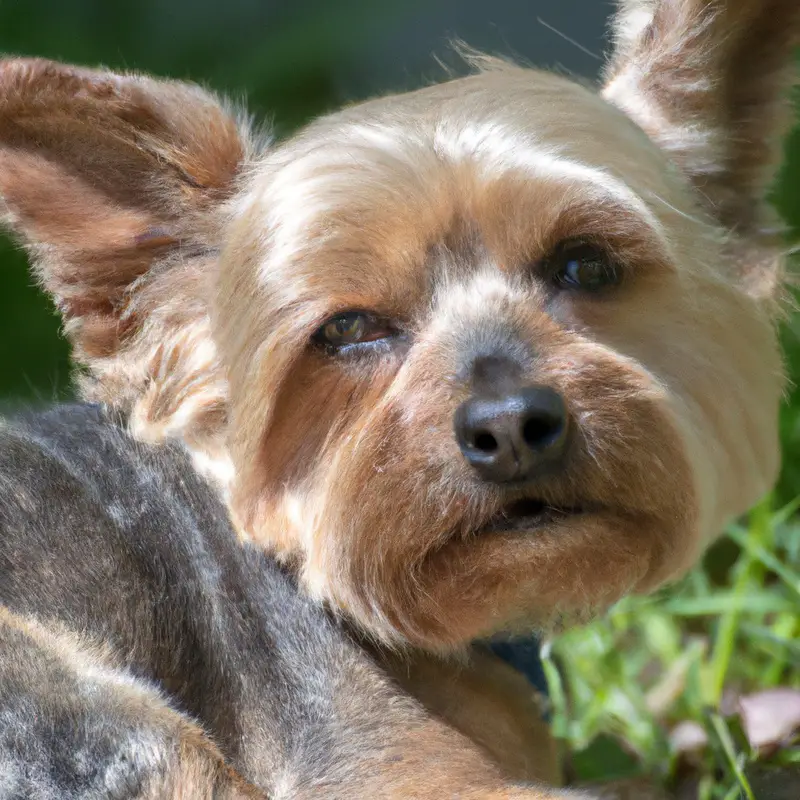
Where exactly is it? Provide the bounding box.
[480,498,587,533]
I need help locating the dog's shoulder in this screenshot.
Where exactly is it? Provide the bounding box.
[0,402,227,539]
[0,401,194,492]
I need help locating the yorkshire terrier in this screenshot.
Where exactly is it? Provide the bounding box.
[0,0,797,796]
[0,405,562,798]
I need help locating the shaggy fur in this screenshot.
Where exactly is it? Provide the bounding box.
[0,0,798,794]
[0,404,565,798]
[0,0,795,646]
[1,0,794,649]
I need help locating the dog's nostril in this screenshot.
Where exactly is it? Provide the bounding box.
[473,431,498,453]
[523,416,561,447]
[454,385,568,484]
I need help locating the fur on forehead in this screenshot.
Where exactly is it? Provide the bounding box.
[221,65,723,355]
[229,65,691,261]
[0,0,797,647]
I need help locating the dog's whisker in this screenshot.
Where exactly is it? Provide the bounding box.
[536,17,602,61]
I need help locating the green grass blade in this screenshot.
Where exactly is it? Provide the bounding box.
[709,712,756,800]
[727,524,800,600]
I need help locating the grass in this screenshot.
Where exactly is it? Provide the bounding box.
[0,9,798,797]
[549,494,800,797]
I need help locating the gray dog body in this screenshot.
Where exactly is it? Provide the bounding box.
[0,403,434,797]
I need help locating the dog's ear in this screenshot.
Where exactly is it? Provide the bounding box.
[603,0,800,295]
[0,57,245,360]
[0,59,255,451]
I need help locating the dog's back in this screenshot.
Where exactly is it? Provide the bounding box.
[0,402,304,795]
[0,403,402,796]
[0,404,561,799]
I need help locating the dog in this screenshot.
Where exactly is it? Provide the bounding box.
[0,404,565,798]
[0,0,797,795]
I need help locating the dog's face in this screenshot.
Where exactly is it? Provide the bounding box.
[217,67,782,646]
[1,0,797,649]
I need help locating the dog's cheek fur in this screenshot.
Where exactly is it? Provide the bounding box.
[238,355,400,556]
[633,273,783,544]
[296,343,697,648]
[568,238,784,549]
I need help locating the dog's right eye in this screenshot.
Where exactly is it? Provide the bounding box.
[544,240,623,293]
[313,311,395,350]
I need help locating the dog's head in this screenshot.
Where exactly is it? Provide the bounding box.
[1,0,797,649]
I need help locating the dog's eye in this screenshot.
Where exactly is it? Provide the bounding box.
[547,241,622,292]
[314,311,394,349]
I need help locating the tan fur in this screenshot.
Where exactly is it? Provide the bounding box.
[381,648,561,785]
[0,2,797,793]
[217,68,784,646]
[0,1,795,652]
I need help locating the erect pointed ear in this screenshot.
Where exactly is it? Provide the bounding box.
[602,0,800,291]
[0,58,259,448]
[0,58,249,360]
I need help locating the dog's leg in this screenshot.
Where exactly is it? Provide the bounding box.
[0,610,589,800]
[381,647,561,786]
[0,606,263,799]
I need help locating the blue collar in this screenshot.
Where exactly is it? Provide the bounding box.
[488,637,550,720]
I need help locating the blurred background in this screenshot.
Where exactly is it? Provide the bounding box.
[1,2,799,795]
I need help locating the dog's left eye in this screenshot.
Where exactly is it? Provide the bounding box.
[314,311,394,349]
[547,241,622,292]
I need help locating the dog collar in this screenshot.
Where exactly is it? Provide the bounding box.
[488,637,550,720]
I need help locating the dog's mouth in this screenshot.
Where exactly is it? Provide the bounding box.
[481,498,586,533]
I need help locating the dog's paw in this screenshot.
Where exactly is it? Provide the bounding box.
[0,607,263,799]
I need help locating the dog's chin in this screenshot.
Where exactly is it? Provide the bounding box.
[378,501,664,651]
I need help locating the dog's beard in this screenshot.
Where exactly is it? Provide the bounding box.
[263,341,700,650]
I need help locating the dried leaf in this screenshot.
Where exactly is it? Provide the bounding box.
[738,688,800,749]
[669,720,708,755]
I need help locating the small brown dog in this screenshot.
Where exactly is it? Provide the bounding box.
[0,0,798,795]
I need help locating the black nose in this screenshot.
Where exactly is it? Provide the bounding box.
[454,386,568,483]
